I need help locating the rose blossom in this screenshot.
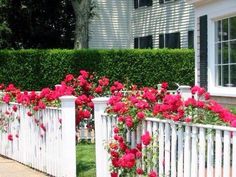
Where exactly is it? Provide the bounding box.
[141,131,151,146]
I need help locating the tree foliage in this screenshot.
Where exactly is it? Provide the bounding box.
[0,0,75,49]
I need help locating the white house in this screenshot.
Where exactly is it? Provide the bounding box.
[89,0,194,49]
[187,0,236,105]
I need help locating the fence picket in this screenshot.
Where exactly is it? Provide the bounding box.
[223,131,230,177]
[171,123,177,177]
[152,122,158,172]
[159,122,164,176]
[199,128,206,177]
[215,130,222,177]
[177,125,184,177]
[232,132,236,177]
[164,123,171,176]
[184,126,191,177]
[207,130,214,177]
[191,127,198,177]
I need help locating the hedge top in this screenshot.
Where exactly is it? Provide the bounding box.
[0,49,194,90]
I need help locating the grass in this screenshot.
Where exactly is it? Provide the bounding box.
[230,107,236,114]
[76,143,96,177]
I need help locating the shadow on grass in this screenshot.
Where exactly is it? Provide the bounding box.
[76,143,96,177]
[76,161,96,176]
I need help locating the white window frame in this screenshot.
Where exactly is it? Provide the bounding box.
[161,0,176,4]
[207,4,236,97]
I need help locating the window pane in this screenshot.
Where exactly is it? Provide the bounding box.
[165,32,180,49]
[222,19,228,41]
[230,16,236,40]
[140,35,153,49]
[222,42,229,64]
[223,65,229,86]
[216,21,222,42]
[230,41,236,63]
[216,43,221,64]
[231,64,236,86]
[216,65,221,86]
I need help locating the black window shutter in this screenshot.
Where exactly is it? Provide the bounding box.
[147,0,153,6]
[188,30,194,49]
[147,35,153,48]
[134,37,139,48]
[159,0,164,4]
[134,0,138,9]
[159,34,164,48]
[199,15,208,89]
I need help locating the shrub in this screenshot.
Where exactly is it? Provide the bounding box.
[0,49,194,90]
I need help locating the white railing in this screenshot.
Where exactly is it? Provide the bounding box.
[76,127,95,143]
[0,96,76,177]
[93,97,236,177]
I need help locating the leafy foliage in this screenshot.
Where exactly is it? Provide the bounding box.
[0,0,75,49]
[0,49,194,90]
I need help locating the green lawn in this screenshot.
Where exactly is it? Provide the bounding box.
[76,143,96,177]
[231,107,236,114]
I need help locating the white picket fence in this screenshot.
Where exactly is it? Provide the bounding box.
[0,96,76,177]
[93,97,236,177]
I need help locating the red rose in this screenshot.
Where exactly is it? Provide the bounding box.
[83,109,91,118]
[125,116,133,128]
[137,112,145,120]
[113,127,119,134]
[120,153,136,168]
[12,105,18,112]
[136,151,142,158]
[161,82,168,89]
[110,151,119,158]
[185,117,192,123]
[40,123,46,132]
[95,86,103,94]
[141,131,151,146]
[111,158,120,167]
[8,134,13,141]
[65,74,74,82]
[231,120,236,127]
[204,92,210,100]
[27,111,33,117]
[148,171,158,177]
[2,94,11,103]
[136,168,144,175]
[110,172,118,177]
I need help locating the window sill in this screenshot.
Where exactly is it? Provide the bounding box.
[209,86,236,97]
[134,6,152,10]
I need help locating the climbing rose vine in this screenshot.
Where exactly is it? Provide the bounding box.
[106,83,236,176]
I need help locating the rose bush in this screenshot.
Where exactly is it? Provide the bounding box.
[0,70,236,177]
[106,82,236,176]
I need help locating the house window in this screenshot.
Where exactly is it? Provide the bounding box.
[188,31,194,49]
[215,16,236,87]
[134,35,153,49]
[159,32,180,48]
[134,0,152,9]
[159,0,177,4]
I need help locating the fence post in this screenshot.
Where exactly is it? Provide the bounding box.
[60,96,76,177]
[92,97,110,177]
[178,85,191,100]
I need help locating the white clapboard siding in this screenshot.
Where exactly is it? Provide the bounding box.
[89,0,131,48]
[0,96,76,177]
[133,0,194,48]
[93,97,236,177]
[90,0,194,49]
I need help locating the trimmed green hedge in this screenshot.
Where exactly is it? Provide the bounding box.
[0,49,194,90]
